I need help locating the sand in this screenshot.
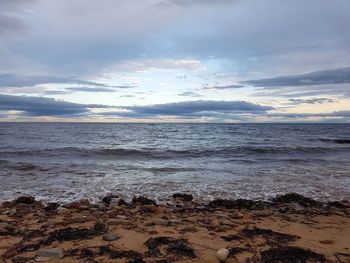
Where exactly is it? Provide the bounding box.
[0,193,349,262]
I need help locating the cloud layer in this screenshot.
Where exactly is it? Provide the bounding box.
[0,94,106,116]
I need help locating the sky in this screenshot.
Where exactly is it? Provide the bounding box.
[0,0,350,123]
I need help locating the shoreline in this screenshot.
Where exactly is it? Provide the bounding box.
[1,193,349,262]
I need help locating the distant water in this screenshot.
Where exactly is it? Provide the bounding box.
[0,123,349,203]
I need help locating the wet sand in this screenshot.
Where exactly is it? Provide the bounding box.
[0,193,349,262]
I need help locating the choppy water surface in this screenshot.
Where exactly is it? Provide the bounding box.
[0,123,349,203]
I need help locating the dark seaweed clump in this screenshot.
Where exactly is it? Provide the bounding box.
[261,246,326,263]
[145,236,196,258]
[41,227,97,245]
[240,227,299,245]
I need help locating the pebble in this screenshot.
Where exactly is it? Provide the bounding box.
[216,248,230,262]
[107,219,131,226]
[57,207,70,215]
[179,226,199,232]
[102,233,120,241]
[37,248,64,259]
[94,222,109,233]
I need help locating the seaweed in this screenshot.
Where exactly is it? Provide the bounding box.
[207,199,271,210]
[273,193,320,207]
[14,196,35,205]
[41,227,97,245]
[172,193,193,201]
[145,236,196,258]
[221,235,242,242]
[261,246,326,263]
[132,196,157,206]
[241,227,299,245]
[99,245,142,260]
[228,247,249,256]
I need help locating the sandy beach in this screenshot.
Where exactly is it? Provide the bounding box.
[0,193,349,263]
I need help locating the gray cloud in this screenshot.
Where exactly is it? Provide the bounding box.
[157,0,234,6]
[0,73,115,88]
[203,84,244,90]
[287,98,335,105]
[117,100,273,118]
[178,91,202,97]
[0,94,107,116]
[66,87,116,93]
[0,0,34,35]
[243,67,350,88]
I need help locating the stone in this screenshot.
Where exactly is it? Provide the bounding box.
[57,207,70,215]
[15,196,35,205]
[179,226,199,232]
[107,219,131,226]
[37,248,64,259]
[216,248,230,262]
[102,233,120,241]
[94,221,109,233]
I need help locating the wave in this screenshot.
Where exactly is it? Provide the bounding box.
[319,138,350,144]
[0,145,349,159]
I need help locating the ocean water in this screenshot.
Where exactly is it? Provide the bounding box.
[0,123,349,203]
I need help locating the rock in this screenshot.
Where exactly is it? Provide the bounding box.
[94,222,109,233]
[57,207,70,215]
[172,193,194,201]
[37,248,64,259]
[102,194,119,205]
[153,219,168,226]
[102,233,120,241]
[41,222,53,228]
[216,248,230,262]
[132,196,157,206]
[44,202,60,211]
[70,217,86,223]
[107,219,131,226]
[179,226,199,232]
[319,239,334,244]
[14,196,35,205]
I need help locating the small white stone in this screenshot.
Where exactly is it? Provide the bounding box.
[216,248,230,262]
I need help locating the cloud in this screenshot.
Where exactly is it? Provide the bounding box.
[0,94,107,116]
[66,87,116,93]
[0,0,34,35]
[157,0,235,7]
[203,84,244,90]
[178,91,202,97]
[287,98,334,105]
[0,73,117,89]
[243,67,350,88]
[112,58,204,72]
[109,100,273,118]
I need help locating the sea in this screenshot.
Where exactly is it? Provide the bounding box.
[0,123,349,203]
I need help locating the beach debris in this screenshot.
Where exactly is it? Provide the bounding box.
[273,193,320,207]
[103,233,120,241]
[240,227,299,245]
[261,246,326,263]
[145,236,196,258]
[41,227,97,245]
[172,193,194,201]
[37,248,64,259]
[94,221,109,233]
[216,248,230,261]
[132,196,157,206]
